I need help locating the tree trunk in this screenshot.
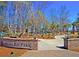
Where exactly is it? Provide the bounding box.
[72,24,75,34]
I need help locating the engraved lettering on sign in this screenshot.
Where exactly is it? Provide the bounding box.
[0,38,38,50]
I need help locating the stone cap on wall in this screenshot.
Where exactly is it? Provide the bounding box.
[1,37,38,41]
[67,38,79,41]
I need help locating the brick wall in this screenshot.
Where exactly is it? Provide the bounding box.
[0,38,38,50]
[64,38,79,51]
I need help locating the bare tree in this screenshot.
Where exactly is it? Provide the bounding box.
[59,6,69,33]
[0,2,7,32]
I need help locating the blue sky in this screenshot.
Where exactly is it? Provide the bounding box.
[46,1,79,23]
[5,1,79,24]
[31,1,79,23]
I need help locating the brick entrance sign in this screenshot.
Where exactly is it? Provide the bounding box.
[64,38,79,51]
[0,38,38,50]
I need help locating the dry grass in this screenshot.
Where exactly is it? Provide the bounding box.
[20,33,55,39]
[70,32,78,38]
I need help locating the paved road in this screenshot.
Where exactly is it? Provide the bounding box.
[21,35,79,57]
[38,35,64,50]
[21,50,79,57]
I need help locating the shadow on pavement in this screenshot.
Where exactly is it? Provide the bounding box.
[56,46,67,49]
